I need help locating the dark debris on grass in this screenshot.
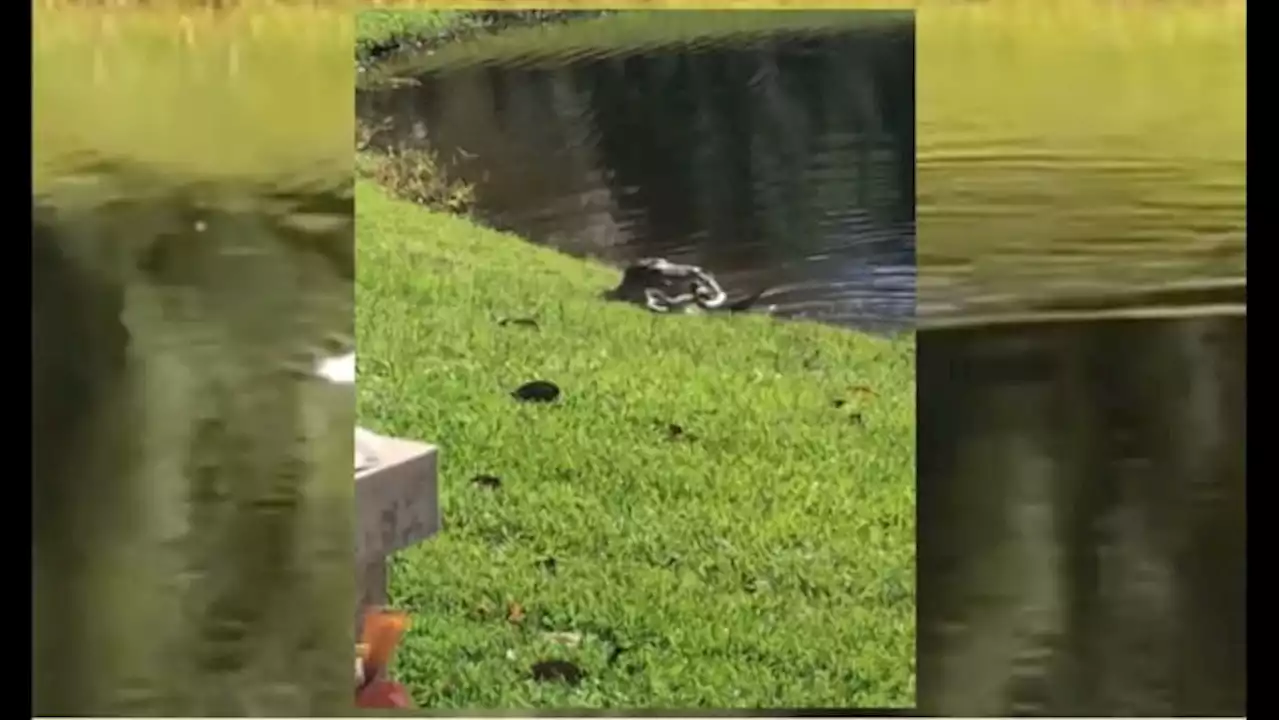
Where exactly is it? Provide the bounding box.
[497,316,539,329]
[651,419,697,442]
[530,659,585,686]
[512,380,560,403]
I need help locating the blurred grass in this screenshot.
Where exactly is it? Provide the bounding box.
[917,1,1245,196]
[914,0,1246,310]
[34,1,353,190]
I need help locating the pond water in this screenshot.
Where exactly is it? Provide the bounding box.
[33,175,356,715]
[911,8,1246,712]
[357,11,916,331]
[357,8,1246,716]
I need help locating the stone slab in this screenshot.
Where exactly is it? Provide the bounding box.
[354,433,440,567]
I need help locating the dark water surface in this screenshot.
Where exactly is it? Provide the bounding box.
[358,9,1245,716]
[917,314,1246,716]
[33,172,355,715]
[358,11,916,331]
[911,6,1246,713]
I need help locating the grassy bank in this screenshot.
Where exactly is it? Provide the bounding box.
[361,8,903,80]
[356,179,916,708]
[355,9,611,68]
[355,9,472,58]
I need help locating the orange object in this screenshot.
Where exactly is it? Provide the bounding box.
[357,677,414,709]
[356,608,414,709]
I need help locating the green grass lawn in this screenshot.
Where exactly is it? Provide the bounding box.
[356,179,916,708]
[355,10,475,56]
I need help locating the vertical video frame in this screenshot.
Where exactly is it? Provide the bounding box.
[352,8,918,711]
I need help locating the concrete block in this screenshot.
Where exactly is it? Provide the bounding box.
[355,433,440,564]
[354,431,440,623]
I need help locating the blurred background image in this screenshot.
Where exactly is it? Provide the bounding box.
[913,4,1246,715]
[33,3,355,715]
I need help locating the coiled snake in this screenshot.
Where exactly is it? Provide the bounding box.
[604,257,773,314]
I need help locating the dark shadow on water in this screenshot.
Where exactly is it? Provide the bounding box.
[33,168,355,715]
[357,11,916,332]
[917,312,1247,716]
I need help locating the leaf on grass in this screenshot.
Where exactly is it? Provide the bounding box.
[541,631,582,648]
[506,601,526,625]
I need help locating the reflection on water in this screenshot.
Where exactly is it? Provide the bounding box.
[32,170,355,715]
[911,5,1245,714]
[918,314,1246,716]
[357,11,916,331]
